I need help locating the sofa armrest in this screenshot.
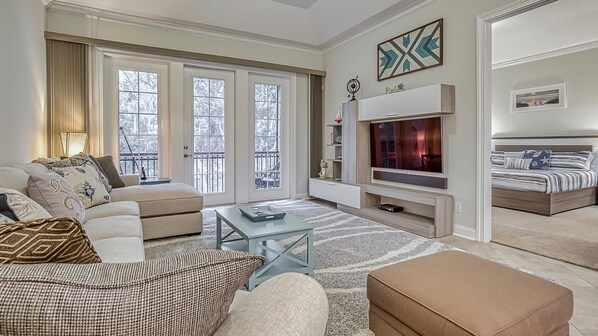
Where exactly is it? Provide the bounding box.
[215,273,329,336]
[120,174,140,186]
[0,250,264,335]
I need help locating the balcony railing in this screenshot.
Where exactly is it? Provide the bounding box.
[119,151,280,192]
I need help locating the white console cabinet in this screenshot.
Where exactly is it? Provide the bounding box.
[309,178,361,209]
[359,84,455,121]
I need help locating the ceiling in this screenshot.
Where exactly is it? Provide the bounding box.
[47,0,431,50]
[492,0,598,66]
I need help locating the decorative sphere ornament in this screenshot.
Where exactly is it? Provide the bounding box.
[347,75,361,101]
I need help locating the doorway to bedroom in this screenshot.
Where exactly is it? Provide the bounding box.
[484,0,598,270]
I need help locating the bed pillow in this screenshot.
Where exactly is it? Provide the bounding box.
[550,151,594,170]
[504,157,532,170]
[52,162,111,209]
[590,151,598,173]
[523,150,551,170]
[27,170,87,224]
[491,151,505,166]
[0,188,52,222]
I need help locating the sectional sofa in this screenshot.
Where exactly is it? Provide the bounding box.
[0,162,329,335]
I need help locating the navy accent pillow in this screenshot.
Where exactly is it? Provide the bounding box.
[523,150,551,170]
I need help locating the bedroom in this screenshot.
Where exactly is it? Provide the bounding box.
[489,0,598,270]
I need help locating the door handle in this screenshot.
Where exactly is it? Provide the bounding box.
[184,154,191,158]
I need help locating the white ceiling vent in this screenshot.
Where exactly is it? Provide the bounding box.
[271,0,318,9]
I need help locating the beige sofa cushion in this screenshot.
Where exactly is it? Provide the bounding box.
[86,201,140,220]
[91,237,145,263]
[84,215,143,241]
[110,183,203,218]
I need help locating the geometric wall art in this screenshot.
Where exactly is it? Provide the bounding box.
[377,19,443,81]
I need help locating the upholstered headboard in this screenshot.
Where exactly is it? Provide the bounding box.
[494,144,594,152]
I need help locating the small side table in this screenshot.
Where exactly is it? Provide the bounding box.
[140,177,171,185]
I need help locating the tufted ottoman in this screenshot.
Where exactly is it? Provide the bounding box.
[367,251,573,336]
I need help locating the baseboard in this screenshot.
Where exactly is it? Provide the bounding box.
[452,224,476,240]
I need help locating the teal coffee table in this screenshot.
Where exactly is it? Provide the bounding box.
[215,205,314,290]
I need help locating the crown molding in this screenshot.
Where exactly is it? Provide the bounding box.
[47,1,322,53]
[47,0,435,53]
[492,39,598,69]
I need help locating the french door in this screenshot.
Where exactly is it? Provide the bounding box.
[247,74,290,202]
[183,68,235,205]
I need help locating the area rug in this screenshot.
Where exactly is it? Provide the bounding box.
[144,199,454,336]
[492,206,598,271]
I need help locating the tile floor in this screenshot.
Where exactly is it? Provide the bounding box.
[437,236,598,336]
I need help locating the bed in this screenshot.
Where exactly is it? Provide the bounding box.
[491,144,598,216]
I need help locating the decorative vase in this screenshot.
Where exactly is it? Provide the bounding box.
[318,168,328,179]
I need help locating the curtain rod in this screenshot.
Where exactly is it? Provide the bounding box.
[45,32,326,77]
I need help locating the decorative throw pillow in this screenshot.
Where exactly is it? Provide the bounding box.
[0,217,101,264]
[0,188,51,221]
[34,154,112,193]
[550,151,594,170]
[504,157,532,170]
[0,214,14,224]
[27,170,87,224]
[523,150,551,170]
[52,162,111,209]
[91,155,126,189]
[490,151,505,166]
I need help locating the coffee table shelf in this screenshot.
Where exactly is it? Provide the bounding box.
[215,205,314,290]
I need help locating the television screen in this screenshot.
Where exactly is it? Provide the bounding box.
[370,117,442,173]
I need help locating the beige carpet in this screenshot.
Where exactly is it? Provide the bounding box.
[492,206,598,270]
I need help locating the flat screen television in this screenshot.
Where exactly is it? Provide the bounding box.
[370,117,442,173]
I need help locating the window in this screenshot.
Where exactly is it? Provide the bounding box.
[254,83,282,190]
[118,70,159,177]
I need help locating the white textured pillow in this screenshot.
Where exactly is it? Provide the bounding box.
[0,188,52,221]
[504,158,532,170]
[0,213,15,224]
[27,170,87,224]
[52,162,111,209]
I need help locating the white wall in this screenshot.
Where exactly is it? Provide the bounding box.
[492,47,598,136]
[323,0,512,232]
[0,0,46,166]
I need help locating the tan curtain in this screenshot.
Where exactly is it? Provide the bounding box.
[47,40,88,158]
[309,74,324,178]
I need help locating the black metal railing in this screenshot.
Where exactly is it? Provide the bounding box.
[119,151,280,191]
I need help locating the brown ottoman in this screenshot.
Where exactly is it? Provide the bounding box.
[367,251,573,336]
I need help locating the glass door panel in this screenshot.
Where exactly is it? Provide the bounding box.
[184,68,235,205]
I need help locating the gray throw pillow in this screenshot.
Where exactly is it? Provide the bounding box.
[92,155,125,189]
[27,170,87,224]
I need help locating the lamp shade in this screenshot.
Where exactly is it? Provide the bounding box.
[60,132,87,157]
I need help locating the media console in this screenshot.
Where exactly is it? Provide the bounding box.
[337,183,453,238]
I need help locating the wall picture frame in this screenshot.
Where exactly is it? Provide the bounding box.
[377,19,443,81]
[511,83,567,113]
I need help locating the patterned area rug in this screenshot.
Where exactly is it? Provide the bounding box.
[144,199,454,336]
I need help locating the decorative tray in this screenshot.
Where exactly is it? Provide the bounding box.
[239,205,286,222]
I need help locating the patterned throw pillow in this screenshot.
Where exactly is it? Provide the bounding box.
[550,151,594,170]
[27,170,87,224]
[523,150,551,170]
[491,151,505,166]
[0,188,51,222]
[0,217,101,264]
[504,157,532,170]
[34,153,112,193]
[52,162,111,209]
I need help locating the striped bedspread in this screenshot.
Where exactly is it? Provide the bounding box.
[492,167,598,193]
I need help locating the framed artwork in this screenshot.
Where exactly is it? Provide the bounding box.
[511,83,567,113]
[377,18,443,81]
